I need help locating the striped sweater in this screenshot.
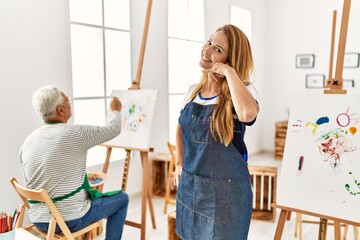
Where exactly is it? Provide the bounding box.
[19,111,122,223]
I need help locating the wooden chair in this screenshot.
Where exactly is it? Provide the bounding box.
[163,142,177,214]
[9,177,101,240]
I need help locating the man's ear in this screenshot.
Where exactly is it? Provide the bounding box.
[56,104,64,116]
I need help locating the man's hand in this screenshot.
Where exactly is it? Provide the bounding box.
[110,97,122,112]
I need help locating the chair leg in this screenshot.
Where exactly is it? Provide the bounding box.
[46,219,57,240]
[164,180,170,214]
[164,161,175,214]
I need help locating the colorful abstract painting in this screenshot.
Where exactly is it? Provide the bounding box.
[104,89,157,150]
[277,93,360,223]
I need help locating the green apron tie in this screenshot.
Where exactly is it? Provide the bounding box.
[28,174,121,204]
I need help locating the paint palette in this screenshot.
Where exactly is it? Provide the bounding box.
[87,172,107,187]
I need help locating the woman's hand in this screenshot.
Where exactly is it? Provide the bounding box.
[172,164,182,187]
[203,62,234,81]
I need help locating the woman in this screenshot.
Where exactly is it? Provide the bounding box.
[174,24,259,240]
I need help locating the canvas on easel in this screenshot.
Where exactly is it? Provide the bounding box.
[277,92,360,223]
[273,1,360,239]
[104,89,158,150]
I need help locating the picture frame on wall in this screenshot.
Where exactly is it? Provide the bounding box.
[344,53,360,68]
[296,54,315,68]
[305,74,325,88]
[343,79,355,88]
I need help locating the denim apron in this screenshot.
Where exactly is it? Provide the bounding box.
[176,102,253,240]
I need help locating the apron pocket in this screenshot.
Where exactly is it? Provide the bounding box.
[193,174,231,224]
[189,116,216,144]
[178,170,231,224]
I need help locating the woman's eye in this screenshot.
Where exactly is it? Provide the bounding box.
[216,48,221,53]
[206,40,211,45]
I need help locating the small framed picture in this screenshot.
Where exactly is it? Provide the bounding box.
[343,79,355,88]
[344,53,360,68]
[306,74,325,88]
[296,54,315,68]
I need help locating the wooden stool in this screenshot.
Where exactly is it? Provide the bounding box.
[168,211,180,240]
[248,165,278,222]
[150,152,172,197]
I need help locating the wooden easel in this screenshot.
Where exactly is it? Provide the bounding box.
[273,205,360,240]
[274,1,359,239]
[324,0,351,94]
[98,0,156,239]
[100,144,156,240]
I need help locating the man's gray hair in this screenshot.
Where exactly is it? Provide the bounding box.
[32,85,64,118]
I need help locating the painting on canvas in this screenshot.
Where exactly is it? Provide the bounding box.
[277,93,360,223]
[104,89,157,150]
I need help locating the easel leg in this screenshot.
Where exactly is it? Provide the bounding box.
[274,209,288,240]
[295,213,303,240]
[122,150,132,191]
[98,147,113,192]
[343,224,349,240]
[354,226,359,240]
[334,221,341,240]
[140,151,148,240]
[318,218,328,240]
[139,151,157,239]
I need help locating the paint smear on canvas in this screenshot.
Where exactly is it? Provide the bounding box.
[291,107,358,174]
[345,172,360,196]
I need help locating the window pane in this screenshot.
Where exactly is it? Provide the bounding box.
[73,99,105,125]
[71,25,105,97]
[168,94,185,143]
[168,39,202,94]
[168,0,187,38]
[231,6,252,42]
[105,30,132,94]
[69,0,102,26]
[169,0,204,40]
[104,0,130,30]
[187,0,205,41]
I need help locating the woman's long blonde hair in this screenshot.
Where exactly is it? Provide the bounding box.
[188,24,254,146]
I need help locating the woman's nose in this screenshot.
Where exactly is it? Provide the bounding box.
[203,45,211,55]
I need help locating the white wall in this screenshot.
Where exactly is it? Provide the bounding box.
[262,0,360,151]
[0,0,71,212]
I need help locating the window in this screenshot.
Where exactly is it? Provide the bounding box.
[69,0,131,166]
[168,0,205,143]
[231,5,252,43]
